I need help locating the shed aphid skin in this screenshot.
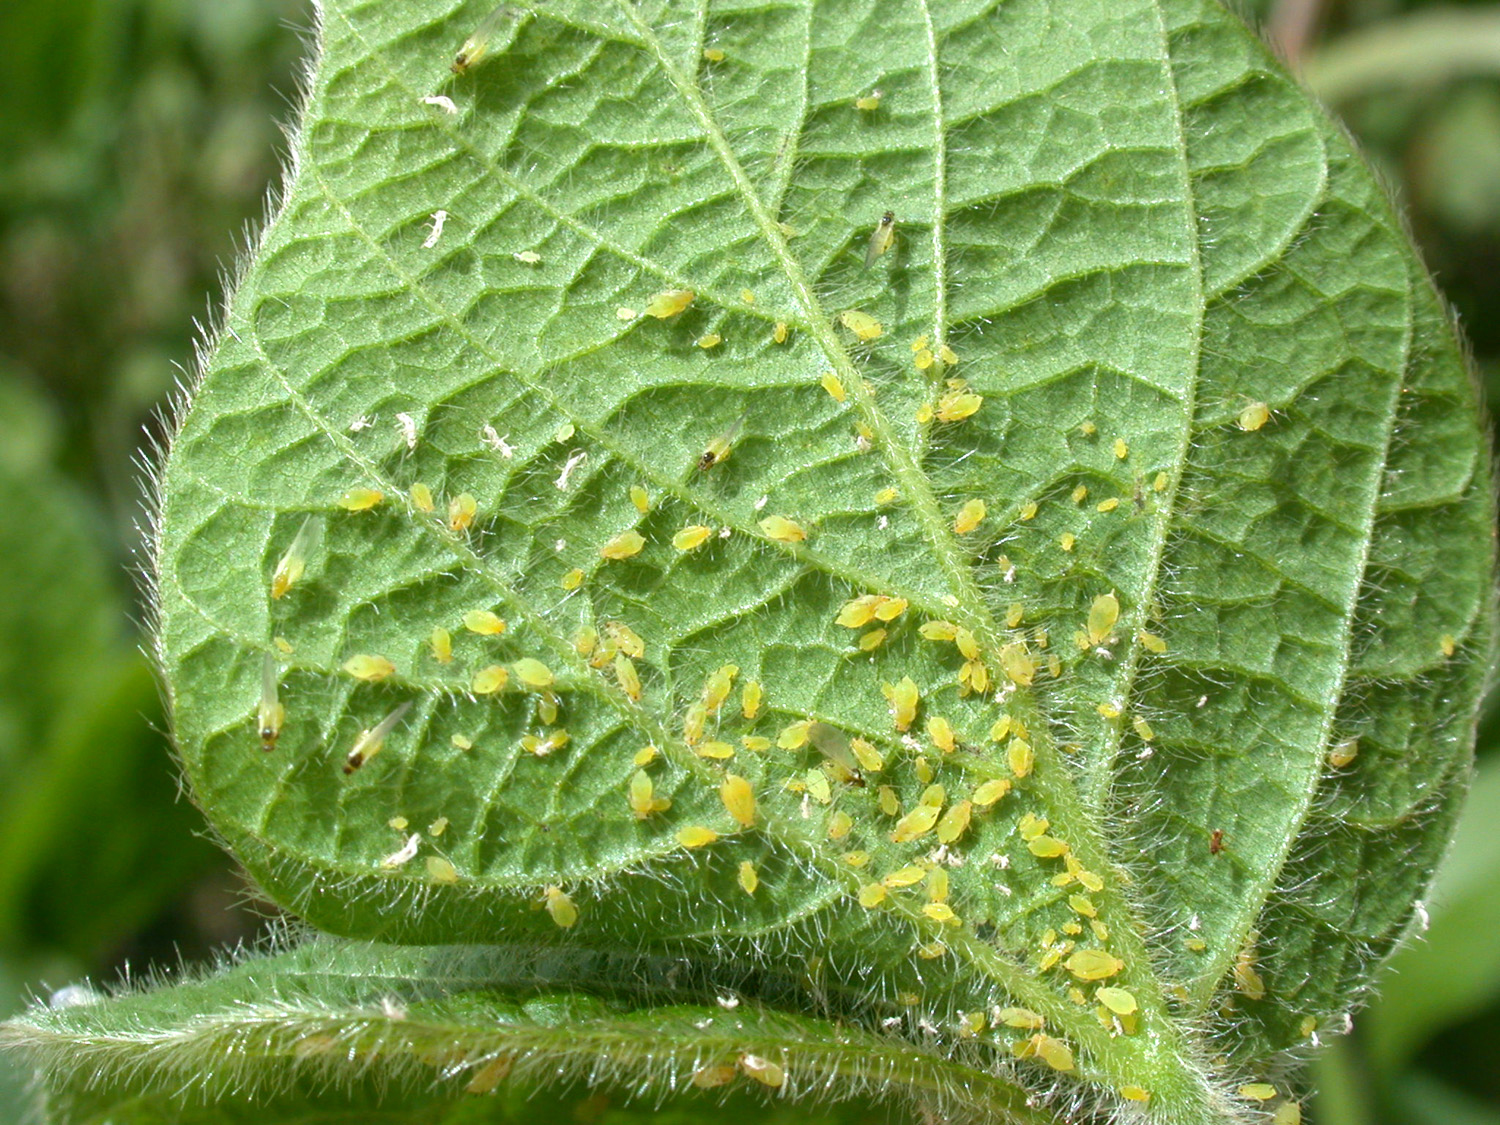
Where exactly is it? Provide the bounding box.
[380,833,422,869]
[344,701,414,774]
[257,653,284,752]
[865,211,896,268]
[644,288,695,318]
[270,515,323,599]
[697,411,747,471]
[451,5,514,74]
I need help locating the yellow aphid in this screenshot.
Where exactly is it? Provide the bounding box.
[1138,631,1167,653]
[840,309,883,341]
[737,860,759,894]
[451,734,472,751]
[777,720,812,750]
[273,636,294,655]
[883,675,920,731]
[1121,1085,1151,1103]
[629,485,650,514]
[994,644,1034,689]
[928,716,956,754]
[989,716,1013,741]
[1018,813,1048,839]
[836,594,884,628]
[613,653,642,701]
[720,774,757,828]
[696,740,735,760]
[1239,1084,1278,1101]
[1153,471,1169,492]
[935,388,982,422]
[1096,987,1137,1015]
[804,767,832,804]
[270,515,322,599]
[343,654,395,682]
[1186,937,1208,952]
[257,653,284,752]
[1239,401,1271,431]
[573,627,598,659]
[891,803,941,843]
[741,679,764,720]
[1065,949,1124,981]
[1234,943,1266,999]
[936,800,972,844]
[760,514,807,543]
[560,568,585,591]
[1441,633,1457,656]
[954,498,986,534]
[628,770,670,819]
[691,1065,736,1088]
[938,344,958,365]
[702,664,738,712]
[973,778,1011,806]
[1028,834,1066,859]
[1096,497,1119,513]
[426,856,459,884]
[773,321,789,344]
[603,622,644,659]
[850,737,884,772]
[702,46,725,61]
[1015,1034,1074,1072]
[954,626,980,660]
[543,885,577,928]
[451,4,512,73]
[696,333,721,349]
[1070,484,1089,505]
[678,825,719,848]
[878,785,900,816]
[339,487,383,512]
[410,483,435,513]
[1330,738,1359,768]
[428,627,453,664]
[1069,894,1098,918]
[521,729,569,757]
[681,702,707,746]
[821,371,847,402]
[844,850,871,867]
[865,211,896,268]
[883,865,926,888]
[859,628,887,651]
[472,664,509,694]
[1113,438,1128,459]
[915,756,934,784]
[828,810,853,840]
[871,488,900,509]
[922,902,958,924]
[462,609,506,636]
[1132,716,1155,742]
[633,745,658,766]
[914,348,935,370]
[855,88,882,111]
[999,1007,1046,1029]
[644,288,695,318]
[744,1056,792,1092]
[915,402,934,423]
[672,524,713,552]
[448,492,478,532]
[1273,1103,1302,1125]
[1077,869,1105,893]
[858,882,888,908]
[925,867,950,902]
[1097,701,1121,718]
[344,701,413,774]
[600,530,646,560]
[512,658,553,688]
[1085,592,1119,646]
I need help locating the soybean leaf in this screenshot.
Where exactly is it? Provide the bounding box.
[136,0,1494,1118]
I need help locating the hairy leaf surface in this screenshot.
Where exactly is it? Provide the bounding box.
[145,0,1493,1118]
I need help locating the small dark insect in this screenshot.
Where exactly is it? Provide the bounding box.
[865,210,896,268]
[697,412,748,472]
[1209,829,1225,854]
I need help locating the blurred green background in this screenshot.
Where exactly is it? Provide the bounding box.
[0,1,1496,1121]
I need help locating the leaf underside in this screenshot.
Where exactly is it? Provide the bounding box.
[127,0,1496,1119]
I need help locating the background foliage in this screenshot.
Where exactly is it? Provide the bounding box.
[0,0,1496,1121]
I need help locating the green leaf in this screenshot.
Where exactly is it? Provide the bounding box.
[144,0,1493,1117]
[0,936,1053,1125]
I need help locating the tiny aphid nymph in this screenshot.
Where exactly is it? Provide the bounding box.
[258,652,284,752]
[865,211,896,268]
